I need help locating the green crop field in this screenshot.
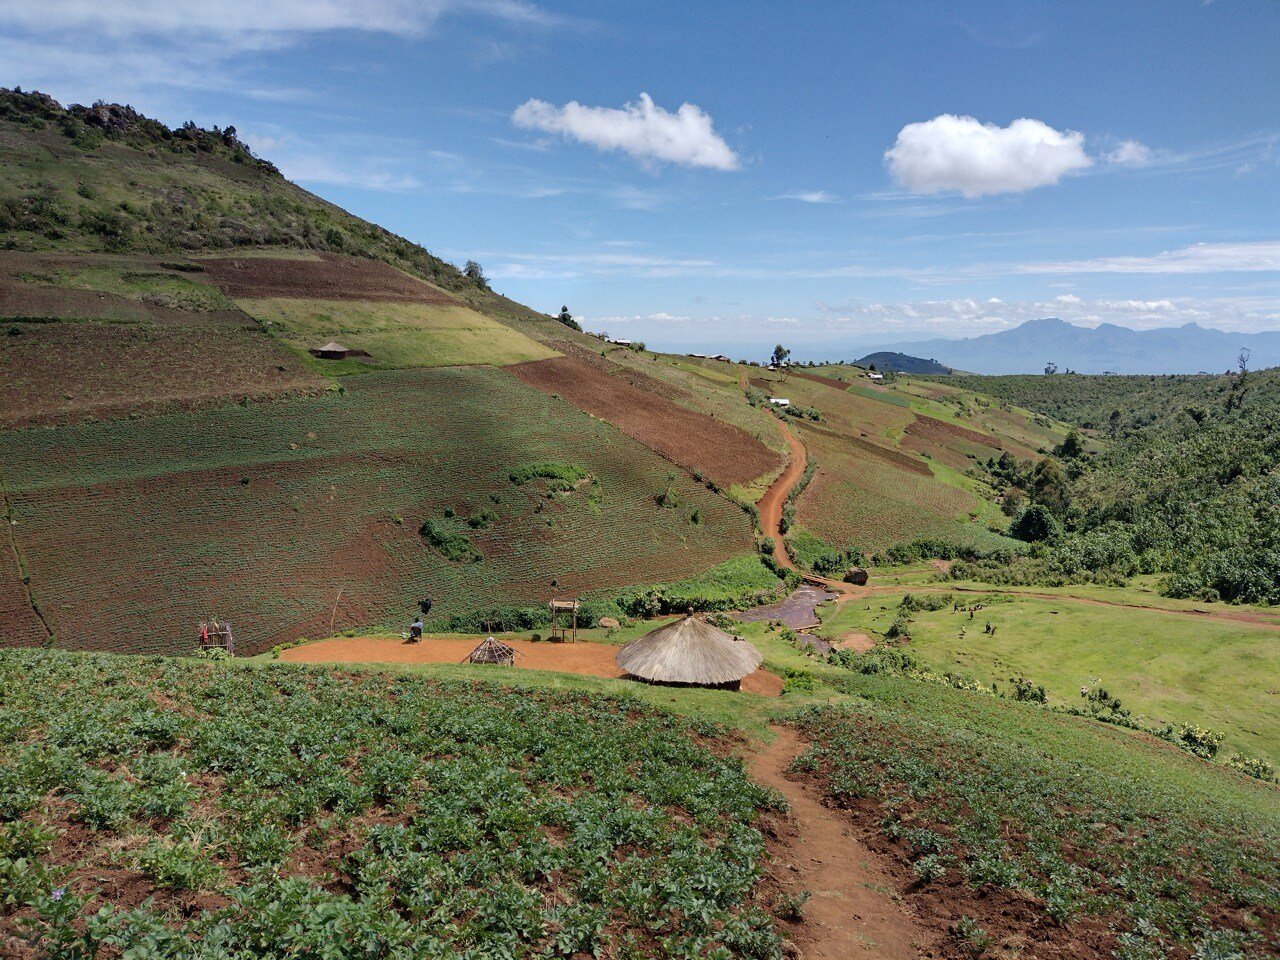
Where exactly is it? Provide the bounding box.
[789,673,1280,959]
[792,421,981,550]
[0,368,756,655]
[609,351,791,458]
[817,589,1280,763]
[0,648,785,959]
[239,298,558,370]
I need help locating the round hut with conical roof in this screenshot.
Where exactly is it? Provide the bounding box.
[615,615,763,691]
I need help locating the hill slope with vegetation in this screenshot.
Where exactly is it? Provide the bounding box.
[941,368,1280,604]
[0,89,788,653]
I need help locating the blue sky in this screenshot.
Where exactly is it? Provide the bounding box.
[3,0,1278,358]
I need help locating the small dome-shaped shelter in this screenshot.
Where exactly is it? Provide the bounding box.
[615,616,763,690]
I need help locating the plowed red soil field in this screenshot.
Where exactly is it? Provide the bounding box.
[789,369,859,391]
[906,415,1009,449]
[902,414,1029,470]
[508,355,780,487]
[803,421,934,477]
[200,252,460,302]
[0,311,322,427]
[281,634,783,696]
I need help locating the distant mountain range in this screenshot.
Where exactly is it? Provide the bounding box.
[872,319,1280,375]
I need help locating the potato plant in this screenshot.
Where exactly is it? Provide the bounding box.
[0,649,785,958]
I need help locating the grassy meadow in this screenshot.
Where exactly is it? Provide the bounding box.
[817,586,1280,763]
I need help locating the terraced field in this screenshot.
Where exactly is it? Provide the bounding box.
[744,368,1022,553]
[0,368,756,655]
[510,354,781,488]
[239,298,557,370]
[793,418,981,549]
[0,254,323,426]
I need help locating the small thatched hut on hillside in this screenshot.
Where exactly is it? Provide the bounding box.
[309,341,372,360]
[615,616,762,691]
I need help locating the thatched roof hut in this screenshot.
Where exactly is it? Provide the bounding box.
[309,341,372,360]
[615,616,762,690]
[466,636,515,666]
[309,341,351,359]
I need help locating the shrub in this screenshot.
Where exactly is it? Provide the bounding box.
[418,518,481,564]
[1225,753,1275,782]
[466,508,498,529]
[1008,676,1047,704]
[508,462,589,489]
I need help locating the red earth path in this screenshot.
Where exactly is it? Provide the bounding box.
[281,634,784,696]
[747,726,937,959]
[757,416,807,571]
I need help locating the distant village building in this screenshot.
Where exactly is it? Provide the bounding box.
[867,372,884,380]
[606,337,633,347]
[769,397,790,407]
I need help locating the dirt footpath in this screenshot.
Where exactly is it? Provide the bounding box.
[748,726,936,959]
[281,635,784,696]
[757,417,807,570]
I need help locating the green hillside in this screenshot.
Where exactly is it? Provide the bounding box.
[934,369,1280,604]
[0,89,552,329]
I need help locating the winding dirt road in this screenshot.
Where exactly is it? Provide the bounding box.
[757,416,806,571]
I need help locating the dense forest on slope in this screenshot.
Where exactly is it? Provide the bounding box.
[962,368,1280,603]
[932,369,1271,437]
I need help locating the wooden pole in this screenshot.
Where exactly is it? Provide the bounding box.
[328,587,344,637]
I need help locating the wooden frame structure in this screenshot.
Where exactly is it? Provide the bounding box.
[198,620,235,656]
[466,636,516,666]
[548,599,579,643]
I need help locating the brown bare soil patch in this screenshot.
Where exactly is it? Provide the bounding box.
[747,726,939,959]
[0,311,322,427]
[0,526,47,647]
[835,631,875,653]
[507,355,780,486]
[200,252,460,302]
[803,421,935,477]
[562,342,693,401]
[0,280,150,321]
[790,369,858,391]
[281,634,783,696]
[905,415,1004,450]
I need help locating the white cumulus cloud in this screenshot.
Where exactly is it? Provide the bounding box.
[511,93,740,171]
[885,114,1093,197]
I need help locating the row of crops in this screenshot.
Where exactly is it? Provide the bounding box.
[791,420,982,550]
[0,368,755,655]
[787,679,1280,959]
[0,648,787,958]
